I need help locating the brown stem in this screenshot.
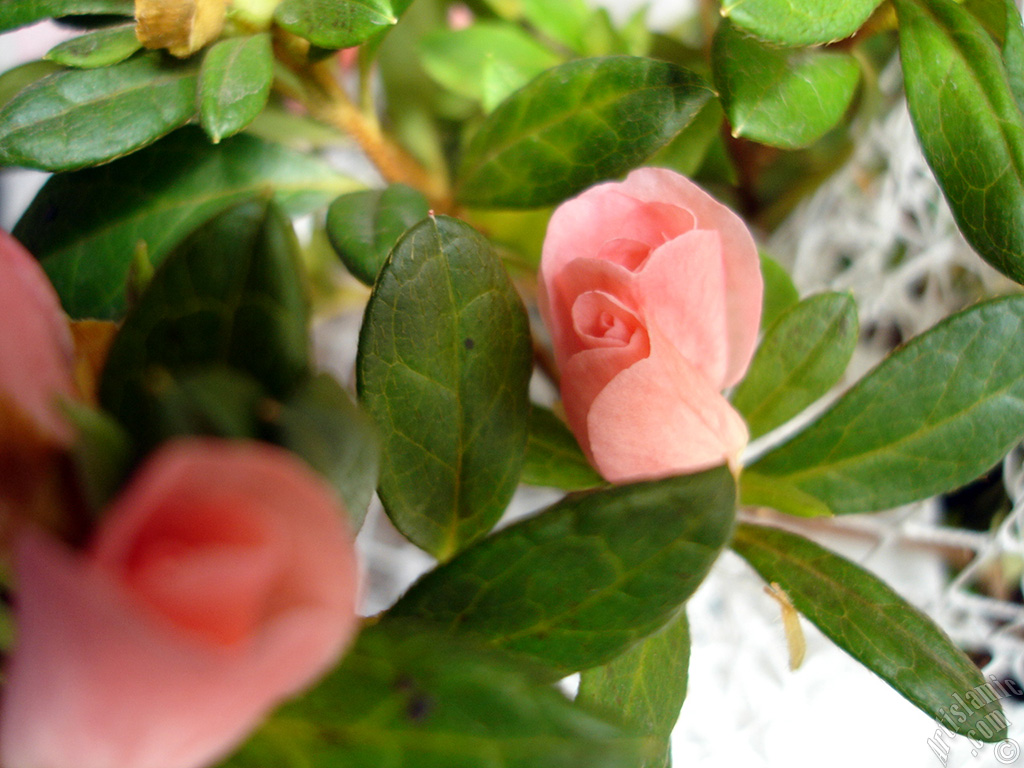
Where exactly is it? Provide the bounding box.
[699,0,719,49]
[274,36,451,210]
[305,61,450,208]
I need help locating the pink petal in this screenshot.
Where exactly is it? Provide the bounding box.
[560,325,650,459]
[635,229,729,388]
[0,229,76,445]
[618,168,763,385]
[594,238,651,271]
[584,330,749,483]
[540,188,695,286]
[0,439,361,768]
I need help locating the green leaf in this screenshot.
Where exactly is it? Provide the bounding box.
[721,0,884,46]
[0,0,132,33]
[99,197,311,444]
[738,472,833,518]
[577,608,690,768]
[0,52,198,172]
[895,0,1024,284]
[521,405,604,491]
[758,252,799,329]
[273,373,381,530]
[648,98,724,178]
[0,61,61,110]
[713,21,861,149]
[386,467,736,677]
[357,216,532,559]
[965,0,1010,44]
[61,400,133,515]
[326,184,430,285]
[199,34,274,144]
[420,22,562,107]
[274,0,397,49]
[745,296,1024,515]
[222,621,654,768]
[1001,0,1024,114]
[520,0,591,53]
[732,523,1007,741]
[732,292,858,440]
[139,366,268,448]
[456,56,713,208]
[44,22,141,69]
[14,128,356,320]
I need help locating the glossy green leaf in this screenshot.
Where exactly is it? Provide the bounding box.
[721,0,883,46]
[0,0,132,32]
[456,56,713,208]
[577,608,690,768]
[732,523,1007,741]
[357,216,532,559]
[199,34,274,143]
[420,22,561,107]
[15,129,356,319]
[386,467,736,677]
[0,52,198,172]
[274,0,396,49]
[895,0,1024,284]
[521,405,604,491]
[326,183,429,285]
[732,292,858,440]
[45,23,141,68]
[222,621,654,768]
[100,198,311,444]
[745,296,1024,515]
[758,252,800,329]
[273,373,381,530]
[713,21,860,149]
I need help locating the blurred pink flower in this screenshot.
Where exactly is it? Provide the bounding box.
[0,228,77,447]
[539,167,763,482]
[1,438,361,768]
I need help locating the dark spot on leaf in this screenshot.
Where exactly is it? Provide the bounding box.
[43,203,58,224]
[463,338,475,350]
[406,693,434,723]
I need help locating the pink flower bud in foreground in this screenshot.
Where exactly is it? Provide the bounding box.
[0,438,361,768]
[0,229,77,447]
[539,167,763,482]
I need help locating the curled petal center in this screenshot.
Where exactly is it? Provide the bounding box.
[572,291,646,349]
[118,501,282,646]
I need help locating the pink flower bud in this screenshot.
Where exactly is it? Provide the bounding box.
[0,229,77,447]
[539,168,763,482]
[0,438,361,768]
